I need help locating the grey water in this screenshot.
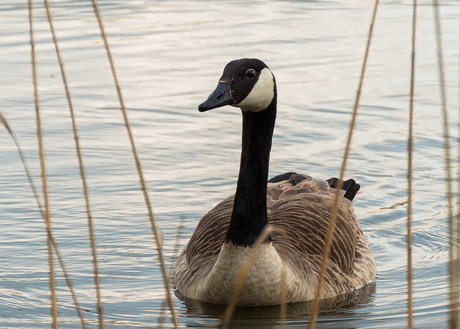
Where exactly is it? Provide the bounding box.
[0,0,459,328]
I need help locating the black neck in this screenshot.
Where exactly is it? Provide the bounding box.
[225,95,277,247]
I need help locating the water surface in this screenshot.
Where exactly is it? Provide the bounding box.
[0,0,459,328]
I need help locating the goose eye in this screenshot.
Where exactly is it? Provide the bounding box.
[246,69,256,79]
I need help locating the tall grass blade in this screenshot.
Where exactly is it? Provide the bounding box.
[406,0,417,328]
[88,0,179,327]
[168,215,186,275]
[28,0,58,326]
[279,229,288,329]
[0,111,43,217]
[0,111,88,328]
[457,0,460,324]
[431,1,458,327]
[159,215,186,329]
[458,0,460,295]
[221,226,274,329]
[42,0,105,326]
[308,1,380,327]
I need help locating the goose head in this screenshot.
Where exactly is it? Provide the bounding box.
[198,58,276,113]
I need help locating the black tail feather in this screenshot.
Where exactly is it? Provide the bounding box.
[269,173,360,201]
[326,177,360,201]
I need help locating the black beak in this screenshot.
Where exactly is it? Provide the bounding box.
[198,81,235,112]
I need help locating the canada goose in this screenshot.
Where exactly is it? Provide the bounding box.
[173,58,377,306]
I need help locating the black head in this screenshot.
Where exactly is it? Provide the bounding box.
[198,58,276,113]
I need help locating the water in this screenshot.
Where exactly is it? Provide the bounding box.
[0,0,459,327]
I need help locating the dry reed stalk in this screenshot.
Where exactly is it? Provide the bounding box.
[89,0,179,327]
[280,286,287,329]
[168,215,186,275]
[279,228,288,329]
[431,1,458,328]
[221,226,274,329]
[42,0,105,327]
[0,111,88,328]
[457,0,460,325]
[406,0,417,328]
[0,111,44,218]
[28,0,58,327]
[458,0,460,286]
[159,215,186,329]
[307,178,343,329]
[308,1,380,328]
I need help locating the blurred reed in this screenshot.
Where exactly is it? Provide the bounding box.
[89,0,179,327]
[158,215,186,329]
[0,110,88,329]
[29,0,57,326]
[11,1,460,328]
[21,0,181,327]
[456,1,460,327]
[458,0,460,286]
[221,226,275,329]
[307,0,380,328]
[280,228,288,329]
[431,0,459,328]
[219,227,289,329]
[42,0,105,326]
[406,0,417,328]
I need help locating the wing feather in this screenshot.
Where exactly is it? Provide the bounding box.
[174,174,375,299]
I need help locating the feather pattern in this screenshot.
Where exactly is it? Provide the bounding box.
[175,58,376,306]
[173,174,376,305]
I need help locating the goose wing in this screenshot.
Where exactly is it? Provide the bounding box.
[174,173,373,295]
[266,174,376,296]
[267,174,359,273]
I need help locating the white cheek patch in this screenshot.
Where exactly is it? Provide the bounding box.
[237,68,274,112]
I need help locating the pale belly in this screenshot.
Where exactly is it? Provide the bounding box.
[196,242,295,305]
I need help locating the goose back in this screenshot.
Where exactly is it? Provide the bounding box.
[173,174,376,304]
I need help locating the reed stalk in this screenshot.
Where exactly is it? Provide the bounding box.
[406,1,417,328]
[307,1,379,328]
[88,0,179,327]
[28,0,58,326]
[42,0,105,327]
[221,226,274,329]
[168,215,186,275]
[279,228,288,329]
[220,226,289,328]
[0,111,88,328]
[431,1,458,328]
[458,0,460,325]
[159,215,186,329]
[458,0,460,298]
[458,5,460,326]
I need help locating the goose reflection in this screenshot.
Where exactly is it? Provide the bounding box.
[173,282,375,328]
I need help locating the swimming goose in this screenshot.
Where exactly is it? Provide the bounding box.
[173,58,376,306]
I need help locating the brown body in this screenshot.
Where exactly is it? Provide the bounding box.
[176,58,376,306]
[173,174,377,305]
